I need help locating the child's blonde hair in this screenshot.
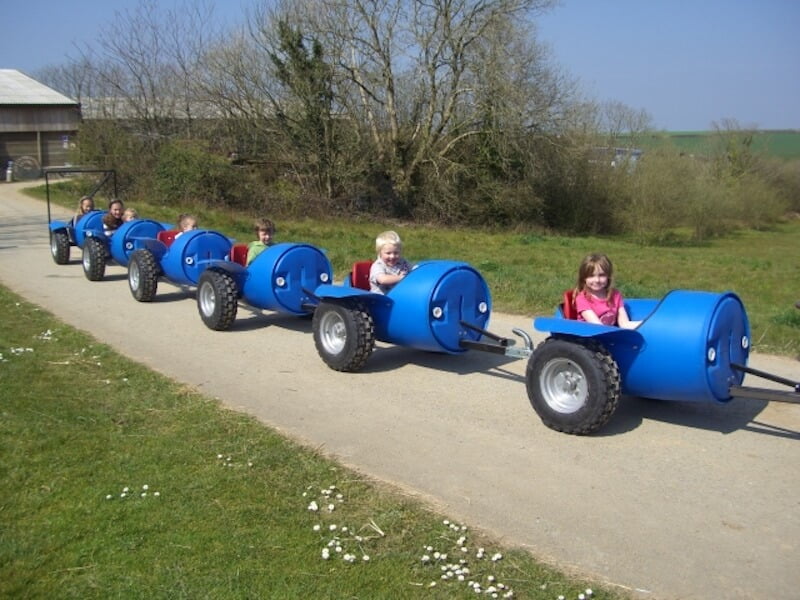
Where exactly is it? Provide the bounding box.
[77,195,94,213]
[123,207,138,220]
[178,213,198,231]
[375,230,402,254]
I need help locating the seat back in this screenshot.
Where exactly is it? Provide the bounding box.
[230,243,248,266]
[157,230,179,247]
[350,260,372,291]
[562,289,578,320]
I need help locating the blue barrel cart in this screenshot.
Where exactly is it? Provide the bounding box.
[310,260,494,372]
[127,229,233,302]
[45,168,117,266]
[467,290,799,435]
[81,217,168,281]
[195,242,333,330]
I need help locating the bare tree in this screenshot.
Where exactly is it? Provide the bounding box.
[278,0,559,206]
[83,0,220,139]
[597,100,653,144]
[710,118,759,178]
[34,57,96,103]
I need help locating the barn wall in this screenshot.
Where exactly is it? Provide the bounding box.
[0,105,80,133]
[0,105,79,173]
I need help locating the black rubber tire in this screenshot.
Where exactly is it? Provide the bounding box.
[50,230,70,264]
[526,337,620,435]
[82,237,107,281]
[128,249,159,302]
[312,300,375,372]
[197,269,239,331]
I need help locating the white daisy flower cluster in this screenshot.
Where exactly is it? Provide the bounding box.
[216,453,254,468]
[557,590,593,600]
[419,520,514,598]
[3,329,57,361]
[304,484,371,565]
[9,347,34,356]
[105,484,161,500]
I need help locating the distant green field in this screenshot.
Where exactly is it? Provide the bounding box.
[641,130,800,160]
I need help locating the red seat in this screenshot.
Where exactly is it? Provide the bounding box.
[562,289,578,320]
[230,243,248,266]
[350,260,372,291]
[157,230,179,247]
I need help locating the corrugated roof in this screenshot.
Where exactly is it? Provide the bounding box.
[0,69,77,105]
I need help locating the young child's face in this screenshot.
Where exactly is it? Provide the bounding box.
[257,228,272,244]
[109,203,124,219]
[182,218,198,232]
[584,266,609,295]
[379,243,402,266]
[80,199,94,214]
[123,210,136,222]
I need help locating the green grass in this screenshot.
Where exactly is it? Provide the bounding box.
[30,182,800,357]
[0,285,622,599]
[641,130,800,160]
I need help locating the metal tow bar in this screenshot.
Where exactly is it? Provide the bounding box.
[729,362,800,404]
[458,320,534,359]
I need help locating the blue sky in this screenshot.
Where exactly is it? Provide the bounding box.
[2,0,798,131]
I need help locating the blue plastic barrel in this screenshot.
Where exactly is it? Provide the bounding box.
[615,290,750,403]
[374,260,492,353]
[73,211,105,247]
[241,242,333,314]
[160,229,232,286]
[109,219,166,266]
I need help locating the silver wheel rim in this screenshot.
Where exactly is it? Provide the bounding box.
[319,310,346,355]
[129,260,140,290]
[198,281,216,317]
[82,247,92,271]
[50,235,58,257]
[539,357,588,414]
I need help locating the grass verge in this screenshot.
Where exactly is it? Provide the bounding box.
[0,284,623,599]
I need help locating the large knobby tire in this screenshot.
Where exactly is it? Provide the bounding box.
[312,300,375,372]
[82,237,107,281]
[526,337,620,435]
[128,249,159,302]
[50,231,70,264]
[197,269,239,331]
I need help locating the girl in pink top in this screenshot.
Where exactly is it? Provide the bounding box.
[573,253,640,329]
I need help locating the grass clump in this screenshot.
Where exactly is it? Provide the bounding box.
[0,285,622,599]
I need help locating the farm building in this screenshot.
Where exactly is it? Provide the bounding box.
[0,69,80,179]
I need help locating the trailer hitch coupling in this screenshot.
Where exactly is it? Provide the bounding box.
[458,320,534,359]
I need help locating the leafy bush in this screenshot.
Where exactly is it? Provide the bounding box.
[75,121,150,198]
[153,141,241,206]
[727,173,788,230]
[612,149,694,244]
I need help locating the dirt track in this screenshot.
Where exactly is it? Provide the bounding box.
[1,181,798,599]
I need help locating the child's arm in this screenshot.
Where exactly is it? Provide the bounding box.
[616,306,641,329]
[575,291,602,324]
[374,272,406,286]
[579,309,603,324]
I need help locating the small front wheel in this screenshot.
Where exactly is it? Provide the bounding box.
[82,237,107,281]
[128,249,159,302]
[50,230,70,264]
[197,269,239,330]
[312,301,375,371]
[526,338,620,435]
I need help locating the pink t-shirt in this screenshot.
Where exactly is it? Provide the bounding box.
[575,289,623,326]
